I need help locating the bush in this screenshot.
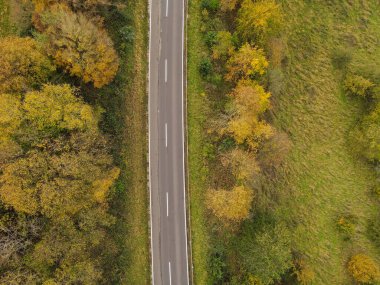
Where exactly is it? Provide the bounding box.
[201,0,220,12]
[238,221,292,284]
[348,254,380,284]
[293,259,315,285]
[367,217,380,248]
[331,48,352,70]
[119,25,134,43]
[205,31,217,48]
[199,57,213,77]
[344,74,374,97]
[350,103,380,162]
[337,216,356,240]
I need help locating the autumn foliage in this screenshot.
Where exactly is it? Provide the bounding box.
[348,254,380,284]
[0,37,54,93]
[225,43,269,82]
[206,186,254,222]
[39,4,119,88]
[225,80,273,150]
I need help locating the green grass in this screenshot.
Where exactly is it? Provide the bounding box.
[187,0,212,283]
[121,0,150,282]
[263,1,380,283]
[99,0,150,284]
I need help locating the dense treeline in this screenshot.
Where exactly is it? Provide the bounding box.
[196,0,380,284]
[0,1,123,283]
[197,0,295,283]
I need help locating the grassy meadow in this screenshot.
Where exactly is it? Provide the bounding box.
[264,1,380,283]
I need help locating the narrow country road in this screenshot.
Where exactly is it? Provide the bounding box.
[149,0,190,284]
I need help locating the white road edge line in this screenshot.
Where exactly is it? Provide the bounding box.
[148,0,154,283]
[166,192,169,217]
[169,261,172,285]
[182,0,190,283]
[165,123,168,148]
[165,59,168,83]
[166,0,169,17]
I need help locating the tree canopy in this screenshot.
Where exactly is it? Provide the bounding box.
[206,185,254,223]
[0,84,119,282]
[225,43,269,82]
[225,80,273,150]
[0,37,54,93]
[238,222,292,285]
[39,4,119,88]
[237,0,281,42]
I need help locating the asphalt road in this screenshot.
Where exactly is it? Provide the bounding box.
[149,0,190,284]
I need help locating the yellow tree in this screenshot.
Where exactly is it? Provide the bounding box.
[0,94,22,137]
[225,80,273,150]
[348,254,380,284]
[23,84,98,132]
[0,94,23,163]
[237,0,281,42]
[39,4,119,88]
[220,0,239,12]
[225,43,268,82]
[0,37,54,93]
[206,185,254,223]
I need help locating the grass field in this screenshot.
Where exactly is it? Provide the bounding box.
[263,1,380,283]
[187,0,212,283]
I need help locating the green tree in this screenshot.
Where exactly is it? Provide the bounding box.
[225,43,269,82]
[351,103,380,162]
[237,0,281,42]
[0,37,54,93]
[238,222,292,284]
[39,4,119,88]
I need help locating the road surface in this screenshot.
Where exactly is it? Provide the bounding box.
[149,0,190,284]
